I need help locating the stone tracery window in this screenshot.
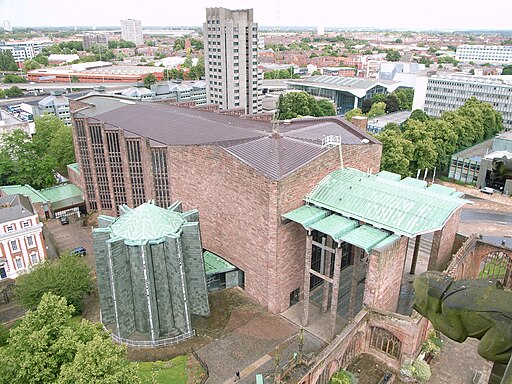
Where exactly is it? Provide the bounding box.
[369,326,401,359]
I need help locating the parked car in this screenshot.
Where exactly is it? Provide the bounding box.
[60,215,69,225]
[480,187,494,195]
[71,247,86,257]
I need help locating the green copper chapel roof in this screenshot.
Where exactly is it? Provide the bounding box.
[109,202,186,241]
[304,168,469,237]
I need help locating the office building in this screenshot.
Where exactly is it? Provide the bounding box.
[93,201,209,346]
[0,194,47,280]
[203,7,262,114]
[455,45,512,64]
[413,74,512,130]
[286,75,402,115]
[120,19,143,46]
[0,40,52,63]
[83,32,109,50]
[2,20,12,32]
[35,91,71,126]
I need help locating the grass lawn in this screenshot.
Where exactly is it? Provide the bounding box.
[137,355,188,384]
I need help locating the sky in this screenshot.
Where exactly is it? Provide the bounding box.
[1,0,512,31]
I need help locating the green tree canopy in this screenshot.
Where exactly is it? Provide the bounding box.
[23,59,41,71]
[379,128,414,176]
[0,50,18,71]
[386,50,401,62]
[0,293,141,384]
[367,101,386,118]
[3,74,26,83]
[345,108,363,121]
[143,73,157,89]
[4,86,24,97]
[393,88,414,110]
[502,65,512,75]
[14,253,93,313]
[278,92,336,120]
[402,119,438,171]
[409,109,430,123]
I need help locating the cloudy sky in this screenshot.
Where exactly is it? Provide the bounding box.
[2,0,511,30]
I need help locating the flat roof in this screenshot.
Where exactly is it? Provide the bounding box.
[0,184,47,203]
[203,251,236,275]
[75,96,380,180]
[38,183,83,203]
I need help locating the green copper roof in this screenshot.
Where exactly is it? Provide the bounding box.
[39,184,84,209]
[0,185,47,203]
[203,251,236,275]
[338,225,390,253]
[282,205,328,228]
[400,177,427,189]
[376,170,402,182]
[67,163,80,175]
[309,215,357,241]
[110,202,186,241]
[426,184,457,196]
[373,234,401,251]
[304,168,469,237]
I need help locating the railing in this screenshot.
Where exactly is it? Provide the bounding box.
[191,348,209,384]
[108,329,196,348]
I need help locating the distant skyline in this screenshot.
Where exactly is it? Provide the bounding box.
[2,0,512,31]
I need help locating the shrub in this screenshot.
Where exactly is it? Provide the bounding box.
[412,359,431,382]
[330,369,358,384]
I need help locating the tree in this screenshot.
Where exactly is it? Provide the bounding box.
[378,125,414,176]
[402,119,438,172]
[143,73,157,89]
[278,92,336,120]
[0,89,4,99]
[409,109,430,123]
[367,101,386,118]
[0,292,141,384]
[0,50,18,71]
[384,94,400,113]
[3,74,26,83]
[34,54,49,66]
[344,108,363,121]
[317,99,336,116]
[15,253,92,312]
[386,50,401,62]
[502,65,512,75]
[311,70,321,76]
[361,98,373,114]
[4,86,24,97]
[393,88,414,110]
[23,59,41,71]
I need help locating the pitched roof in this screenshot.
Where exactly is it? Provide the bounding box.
[0,194,35,223]
[303,168,469,237]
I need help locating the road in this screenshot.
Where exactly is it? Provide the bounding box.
[461,210,512,224]
[0,82,135,91]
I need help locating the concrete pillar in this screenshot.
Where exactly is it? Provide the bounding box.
[349,248,361,319]
[410,235,422,274]
[353,97,358,109]
[329,245,343,340]
[322,237,333,313]
[302,232,313,327]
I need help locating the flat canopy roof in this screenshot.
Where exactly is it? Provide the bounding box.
[203,251,236,275]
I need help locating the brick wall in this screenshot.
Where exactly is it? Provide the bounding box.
[429,208,462,271]
[364,236,408,312]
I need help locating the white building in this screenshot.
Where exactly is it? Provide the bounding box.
[455,45,512,64]
[35,91,71,126]
[120,19,143,46]
[203,7,262,114]
[0,194,47,280]
[2,20,12,32]
[0,40,52,63]
[413,74,512,130]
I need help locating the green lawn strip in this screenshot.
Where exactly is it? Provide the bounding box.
[136,355,188,384]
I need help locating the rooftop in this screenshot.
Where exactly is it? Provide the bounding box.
[0,185,47,203]
[203,251,236,275]
[106,202,186,242]
[75,95,380,180]
[285,168,469,239]
[286,75,402,98]
[0,194,35,223]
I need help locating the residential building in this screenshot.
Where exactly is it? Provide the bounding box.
[35,91,71,125]
[286,75,402,115]
[0,40,52,64]
[83,32,109,50]
[0,194,47,280]
[2,20,12,32]
[93,201,209,346]
[413,74,512,130]
[203,7,262,114]
[27,62,165,83]
[455,45,512,64]
[70,94,381,314]
[120,19,143,46]
[322,67,357,77]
